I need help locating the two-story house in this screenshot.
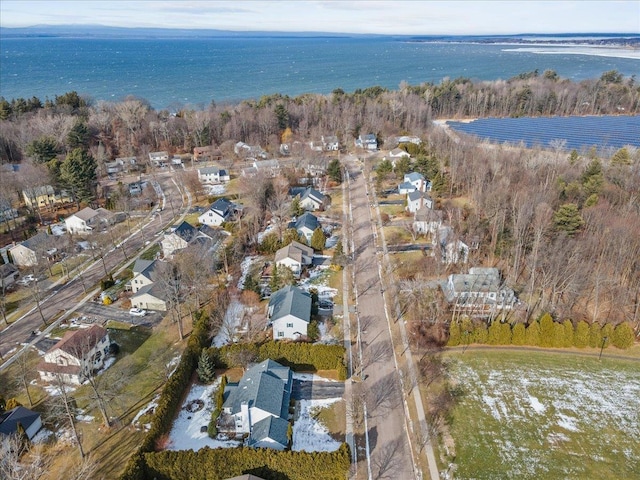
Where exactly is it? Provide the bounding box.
[149,151,169,167]
[355,133,378,151]
[321,135,340,151]
[198,198,238,227]
[268,285,312,340]
[406,191,434,214]
[197,166,230,184]
[222,359,292,450]
[37,325,111,384]
[297,187,330,212]
[65,207,113,234]
[130,259,167,311]
[22,185,72,211]
[8,232,56,267]
[288,212,320,243]
[274,241,314,278]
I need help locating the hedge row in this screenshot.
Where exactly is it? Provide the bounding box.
[141,444,351,480]
[120,310,212,480]
[448,314,636,350]
[208,341,346,378]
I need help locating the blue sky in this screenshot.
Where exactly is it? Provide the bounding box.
[1,1,638,35]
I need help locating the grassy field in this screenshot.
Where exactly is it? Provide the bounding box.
[443,350,640,480]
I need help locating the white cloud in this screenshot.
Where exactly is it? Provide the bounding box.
[1,1,638,35]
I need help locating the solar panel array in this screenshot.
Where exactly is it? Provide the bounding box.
[446,115,640,152]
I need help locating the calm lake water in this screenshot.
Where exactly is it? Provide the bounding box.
[446,115,640,152]
[1,37,639,109]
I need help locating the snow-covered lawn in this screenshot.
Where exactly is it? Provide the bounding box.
[299,267,338,299]
[132,394,160,431]
[292,397,342,452]
[237,255,257,289]
[212,298,244,347]
[203,184,226,196]
[448,351,640,479]
[166,380,241,451]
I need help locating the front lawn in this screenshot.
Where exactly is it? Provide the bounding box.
[444,350,640,479]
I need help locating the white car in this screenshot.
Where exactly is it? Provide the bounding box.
[129,308,147,317]
[17,274,36,286]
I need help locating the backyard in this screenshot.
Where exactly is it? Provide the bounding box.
[443,350,640,479]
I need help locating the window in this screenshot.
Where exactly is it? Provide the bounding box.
[286,323,294,328]
[278,332,284,337]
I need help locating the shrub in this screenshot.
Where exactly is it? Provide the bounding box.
[574,320,589,348]
[611,322,635,349]
[511,323,526,345]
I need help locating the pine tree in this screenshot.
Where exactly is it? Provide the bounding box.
[511,323,526,345]
[487,321,502,345]
[538,313,555,347]
[331,239,347,268]
[525,321,540,346]
[310,227,326,252]
[197,349,216,384]
[552,322,565,348]
[562,320,575,347]
[498,322,512,345]
[553,203,584,236]
[290,197,304,217]
[327,158,343,184]
[588,322,602,348]
[472,323,488,344]
[447,320,461,346]
[573,321,589,347]
[611,322,635,349]
[60,148,97,206]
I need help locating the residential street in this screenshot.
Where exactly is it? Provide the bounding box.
[345,157,417,479]
[0,173,188,366]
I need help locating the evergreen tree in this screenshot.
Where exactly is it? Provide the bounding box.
[487,321,502,345]
[601,323,614,348]
[270,264,280,292]
[310,227,326,252]
[197,349,216,384]
[525,321,540,346]
[511,323,526,345]
[539,313,555,347]
[447,320,461,346]
[553,203,584,236]
[581,158,604,197]
[588,322,602,348]
[290,196,304,217]
[331,239,347,268]
[552,322,565,348]
[327,158,343,184]
[283,228,302,245]
[307,320,320,342]
[66,119,90,150]
[568,149,579,165]
[471,322,488,344]
[562,320,575,347]
[574,320,589,348]
[611,322,635,349]
[498,322,512,345]
[60,148,97,206]
[26,136,60,164]
[243,275,261,295]
[610,147,631,166]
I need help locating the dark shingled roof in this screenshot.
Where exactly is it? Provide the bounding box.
[268,285,311,324]
[0,406,41,437]
[248,415,290,448]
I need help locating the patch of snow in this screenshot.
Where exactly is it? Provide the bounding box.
[204,184,226,196]
[167,380,241,452]
[43,384,76,396]
[237,256,257,289]
[325,235,339,248]
[557,413,579,432]
[529,396,546,414]
[292,372,337,383]
[298,268,338,299]
[31,428,54,444]
[292,397,342,452]
[94,356,116,375]
[257,223,276,244]
[212,298,244,347]
[50,223,67,236]
[166,355,181,378]
[133,394,160,431]
[76,414,94,423]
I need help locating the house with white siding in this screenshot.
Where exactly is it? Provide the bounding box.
[268,285,312,340]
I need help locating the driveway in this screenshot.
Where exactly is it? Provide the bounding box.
[76,302,163,326]
[292,379,345,401]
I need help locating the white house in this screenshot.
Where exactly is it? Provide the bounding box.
[398,182,417,195]
[322,135,339,151]
[0,407,42,441]
[442,267,516,313]
[115,156,137,172]
[65,207,113,234]
[390,148,410,159]
[433,226,469,264]
[8,232,54,267]
[198,166,230,184]
[268,285,312,340]
[37,325,111,385]
[222,359,292,450]
[406,191,434,213]
[414,207,443,235]
[355,133,377,151]
[288,212,320,243]
[274,241,314,278]
[149,151,169,167]
[253,159,280,177]
[161,221,199,257]
[131,284,167,312]
[404,172,431,192]
[130,259,160,293]
[198,198,236,227]
[297,187,330,211]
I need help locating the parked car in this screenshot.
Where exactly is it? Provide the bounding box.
[17,274,36,286]
[129,308,147,317]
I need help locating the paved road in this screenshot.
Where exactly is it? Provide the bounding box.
[0,173,186,363]
[346,159,416,479]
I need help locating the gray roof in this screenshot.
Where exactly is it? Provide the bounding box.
[249,415,290,448]
[405,172,425,182]
[131,282,166,301]
[224,359,292,418]
[289,212,319,232]
[199,166,222,175]
[132,259,155,275]
[170,221,198,242]
[274,241,314,264]
[268,285,311,324]
[415,207,443,222]
[0,406,41,437]
[72,207,99,222]
[20,232,51,251]
[300,187,326,204]
[209,198,234,217]
[398,181,416,191]
[407,190,424,202]
[0,263,18,278]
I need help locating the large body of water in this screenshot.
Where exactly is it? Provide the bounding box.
[1,37,639,109]
[446,115,640,152]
